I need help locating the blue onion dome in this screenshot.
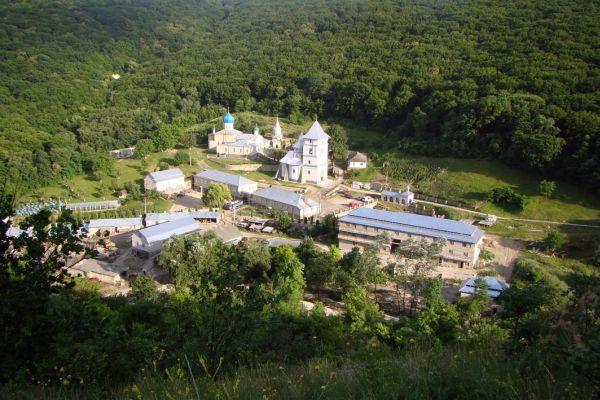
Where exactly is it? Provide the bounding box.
[223,112,235,123]
[253,126,259,133]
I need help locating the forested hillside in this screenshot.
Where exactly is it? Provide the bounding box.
[1,0,599,194]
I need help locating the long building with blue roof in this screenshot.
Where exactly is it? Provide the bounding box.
[338,207,485,272]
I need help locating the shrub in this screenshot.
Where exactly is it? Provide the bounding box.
[274,211,294,231]
[487,187,526,210]
[540,231,566,252]
[173,151,192,166]
[539,180,556,198]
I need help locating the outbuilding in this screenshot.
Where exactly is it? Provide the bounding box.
[381,187,415,206]
[144,211,220,226]
[459,276,509,299]
[144,168,186,194]
[132,217,200,257]
[68,258,127,286]
[250,187,320,219]
[193,169,257,198]
[85,217,144,237]
[347,151,368,170]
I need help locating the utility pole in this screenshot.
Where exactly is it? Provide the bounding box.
[383,161,389,188]
[189,130,193,167]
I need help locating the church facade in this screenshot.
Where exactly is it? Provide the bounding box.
[276,120,329,185]
[208,112,266,158]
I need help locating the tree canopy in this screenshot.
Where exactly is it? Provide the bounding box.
[0,0,598,195]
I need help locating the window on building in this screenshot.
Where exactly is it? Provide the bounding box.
[462,243,467,247]
[450,240,455,245]
[449,249,454,254]
[464,252,469,257]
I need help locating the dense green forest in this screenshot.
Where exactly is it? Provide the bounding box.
[0,0,599,196]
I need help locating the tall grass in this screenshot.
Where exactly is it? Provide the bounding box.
[3,343,591,400]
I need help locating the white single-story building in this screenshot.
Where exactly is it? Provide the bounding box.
[144,168,186,194]
[381,187,415,206]
[347,151,368,170]
[250,187,321,219]
[144,211,221,226]
[68,258,127,286]
[459,276,509,299]
[85,218,144,237]
[132,217,200,257]
[109,147,135,159]
[193,169,257,198]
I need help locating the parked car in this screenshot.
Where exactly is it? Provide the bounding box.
[361,195,374,203]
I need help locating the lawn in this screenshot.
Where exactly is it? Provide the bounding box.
[404,155,600,222]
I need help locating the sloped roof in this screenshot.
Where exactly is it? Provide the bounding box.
[340,207,484,244]
[88,218,143,229]
[136,217,200,245]
[206,224,243,244]
[253,187,317,211]
[64,200,120,210]
[70,258,126,277]
[459,276,509,299]
[145,211,220,223]
[381,188,413,198]
[348,151,368,163]
[302,120,330,140]
[147,168,184,183]
[279,150,302,166]
[195,169,257,188]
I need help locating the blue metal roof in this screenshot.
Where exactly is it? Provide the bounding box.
[340,208,484,244]
[147,168,184,183]
[136,217,200,245]
[195,169,257,189]
[223,112,235,123]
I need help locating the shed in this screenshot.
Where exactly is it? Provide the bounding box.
[347,151,368,170]
[459,276,509,299]
[68,258,126,286]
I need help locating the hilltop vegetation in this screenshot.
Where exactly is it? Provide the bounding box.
[0,206,598,398]
[0,0,599,197]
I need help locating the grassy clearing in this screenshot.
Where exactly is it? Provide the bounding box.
[340,123,600,223]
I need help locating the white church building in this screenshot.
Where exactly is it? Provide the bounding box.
[208,112,284,158]
[277,120,329,185]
